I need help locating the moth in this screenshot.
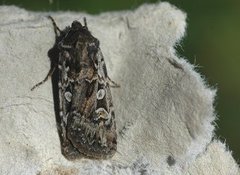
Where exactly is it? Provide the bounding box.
[31,16,118,159]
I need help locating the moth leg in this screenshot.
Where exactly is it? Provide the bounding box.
[31,65,56,91]
[48,16,62,37]
[107,77,120,88]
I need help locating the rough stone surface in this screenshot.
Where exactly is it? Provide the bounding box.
[0,3,239,175]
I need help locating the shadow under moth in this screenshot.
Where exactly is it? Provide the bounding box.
[31,16,118,160]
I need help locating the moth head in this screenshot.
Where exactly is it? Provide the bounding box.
[71,20,83,29]
[71,17,90,32]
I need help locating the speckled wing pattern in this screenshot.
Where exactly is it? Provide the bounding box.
[55,18,117,160]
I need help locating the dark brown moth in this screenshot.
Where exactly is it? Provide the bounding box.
[31,16,118,159]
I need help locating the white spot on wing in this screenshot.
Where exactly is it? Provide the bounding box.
[96,108,109,119]
[64,91,72,102]
[97,89,105,100]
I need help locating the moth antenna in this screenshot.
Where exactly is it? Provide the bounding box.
[83,17,88,28]
[48,16,62,37]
